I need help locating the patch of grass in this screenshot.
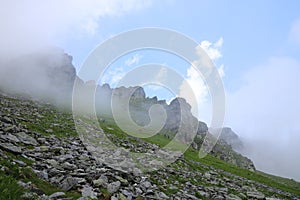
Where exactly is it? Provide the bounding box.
[184,148,300,197]
[97,115,300,197]
[0,152,80,199]
[0,175,25,200]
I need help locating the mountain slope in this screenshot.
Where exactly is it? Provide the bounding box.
[0,91,300,199]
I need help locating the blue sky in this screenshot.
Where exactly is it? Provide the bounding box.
[58,0,300,91]
[1,0,300,180]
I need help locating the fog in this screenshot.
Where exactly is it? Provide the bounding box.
[226,56,300,181]
[0,0,152,57]
[1,0,300,182]
[0,0,151,104]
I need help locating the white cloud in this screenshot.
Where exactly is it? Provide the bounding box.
[0,0,153,55]
[125,54,142,66]
[179,37,224,122]
[101,67,125,87]
[199,37,223,60]
[218,64,225,78]
[179,67,208,111]
[289,18,300,45]
[226,56,300,180]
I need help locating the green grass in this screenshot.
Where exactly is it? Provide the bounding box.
[184,148,300,197]
[0,175,25,200]
[99,117,300,197]
[0,153,81,199]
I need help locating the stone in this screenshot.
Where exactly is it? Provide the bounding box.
[0,142,22,153]
[49,192,66,199]
[0,133,20,143]
[46,159,59,168]
[93,175,108,187]
[247,191,265,199]
[238,193,247,199]
[13,159,26,167]
[121,190,133,199]
[117,193,127,200]
[36,170,49,180]
[60,177,79,191]
[21,192,38,199]
[107,181,121,194]
[81,185,97,199]
[40,145,49,151]
[185,194,200,200]
[226,194,242,200]
[135,187,143,195]
[115,176,128,185]
[1,116,12,123]
[17,132,38,146]
[62,162,77,170]
[159,192,168,199]
[140,181,152,191]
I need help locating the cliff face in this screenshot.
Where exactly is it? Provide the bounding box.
[219,127,244,151]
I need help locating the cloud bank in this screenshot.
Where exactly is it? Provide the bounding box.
[0,0,153,56]
[179,37,224,123]
[226,57,300,180]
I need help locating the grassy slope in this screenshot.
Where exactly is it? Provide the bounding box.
[1,95,300,198]
[100,116,300,197]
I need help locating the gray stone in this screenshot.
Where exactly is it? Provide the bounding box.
[121,190,133,199]
[17,132,38,146]
[60,177,79,191]
[49,192,65,199]
[185,193,200,200]
[247,191,265,199]
[0,133,20,143]
[37,194,51,200]
[81,185,97,199]
[13,159,26,167]
[21,192,38,200]
[226,194,242,200]
[115,176,128,185]
[107,181,121,194]
[93,175,108,187]
[159,191,169,199]
[62,162,77,170]
[1,116,12,123]
[140,181,152,191]
[0,142,22,153]
[46,159,59,168]
[135,187,143,195]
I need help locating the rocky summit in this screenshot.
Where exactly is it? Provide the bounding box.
[1,91,300,200]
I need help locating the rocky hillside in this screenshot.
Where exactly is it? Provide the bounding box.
[1,50,300,199]
[1,91,300,199]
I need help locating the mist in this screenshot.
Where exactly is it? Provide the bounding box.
[0,0,152,57]
[0,0,152,104]
[226,56,300,181]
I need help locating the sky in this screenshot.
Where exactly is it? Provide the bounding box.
[1,0,300,180]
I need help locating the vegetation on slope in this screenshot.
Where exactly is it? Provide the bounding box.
[1,93,300,199]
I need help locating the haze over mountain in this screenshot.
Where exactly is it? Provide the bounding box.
[0,49,298,183]
[1,0,300,184]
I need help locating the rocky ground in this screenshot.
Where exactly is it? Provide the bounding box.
[0,92,300,200]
